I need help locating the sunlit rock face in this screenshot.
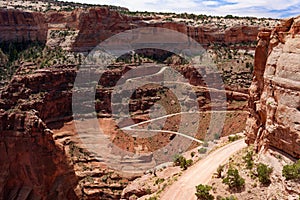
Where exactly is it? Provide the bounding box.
[246,16,300,158]
[0,9,47,43]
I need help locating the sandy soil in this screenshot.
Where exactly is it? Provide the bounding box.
[159,139,247,200]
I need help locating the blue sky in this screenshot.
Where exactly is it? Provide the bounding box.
[61,0,300,18]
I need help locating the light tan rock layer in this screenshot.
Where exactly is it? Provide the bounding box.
[245,16,300,158]
[1,7,261,52]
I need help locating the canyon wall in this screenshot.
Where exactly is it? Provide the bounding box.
[0,6,275,199]
[0,110,78,199]
[0,8,260,52]
[47,8,260,52]
[0,9,48,43]
[0,66,76,124]
[245,16,300,158]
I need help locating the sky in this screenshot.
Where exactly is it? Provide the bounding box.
[61,0,300,18]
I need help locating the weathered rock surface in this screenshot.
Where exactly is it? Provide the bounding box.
[0,5,271,199]
[48,8,261,52]
[245,16,300,158]
[0,7,264,52]
[0,110,78,199]
[0,66,76,124]
[0,9,47,43]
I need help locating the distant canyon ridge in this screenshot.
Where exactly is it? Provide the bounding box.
[0,3,299,199]
[0,7,277,52]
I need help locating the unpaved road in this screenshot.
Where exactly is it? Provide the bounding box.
[160,139,247,200]
[121,110,247,144]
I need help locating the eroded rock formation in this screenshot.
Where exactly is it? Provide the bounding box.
[0,65,76,124]
[0,110,78,199]
[0,9,47,43]
[0,5,278,199]
[47,8,261,52]
[246,16,300,158]
[0,7,264,52]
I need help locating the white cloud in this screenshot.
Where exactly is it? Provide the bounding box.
[60,0,300,18]
[202,1,219,6]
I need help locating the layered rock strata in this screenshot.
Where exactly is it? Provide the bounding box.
[0,110,78,199]
[245,16,300,158]
[0,9,47,43]
[0,8,263,52]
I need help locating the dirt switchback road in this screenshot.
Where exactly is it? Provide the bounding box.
[160,139,247,200]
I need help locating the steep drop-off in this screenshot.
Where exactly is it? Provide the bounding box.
[0,9,47,43]
[0,110,78,199]
[246,16,300,158]
[0,5,280,199]
[0,7,269,52]
[46,8,261,52]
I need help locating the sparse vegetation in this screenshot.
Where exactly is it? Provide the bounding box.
[191,151,196,157]
[146,196,158,200]
[216,165,224,178]
[173,155,193,170]
[228,135,241,142]
[155,178,165,185]
[256,163,273,185]
[203,141,209,147]
[195,184,214,200]
[243,151,254,169]
[0,41,45,81]
[218,195,238,200]
[222,167,245,190]
[198,147,207,154]
[282,160,300,181]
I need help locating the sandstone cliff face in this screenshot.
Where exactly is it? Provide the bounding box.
[0,8,261,52]
[49,8,260,52]
[0,110,78,200]
[0,66,76,124]
[0,9,48,43]
[246,16,300,158]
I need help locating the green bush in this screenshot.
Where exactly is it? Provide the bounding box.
[243,151,254,169]
[221,196,238,200]
[214,133,220,140]
[257,163,273,185]
[155,178,165,185]
[174,155,193,170]
[282,160,300,181]
[216,195,238,200]
[195,184,214,200]
[222,167,245,190]
[191,151,195,157]
[146,196,157,200]
[203,141,209,147]
[228,135,241,142]
[198,148,207,154]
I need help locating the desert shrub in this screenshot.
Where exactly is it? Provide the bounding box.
[222,167,245,190]
[198,148,207,154]
[214,133,220,140]
[216,164,224,178]
[146,196,157,200]
[191,151,195,157]
[282,160,300,181]
[228,135,241,142]
[243,151,254,169]
[203,141,209,147]
[220,196,238,200]
[186,159,193,168]
[174,155,193,170]
[155,178,165,185]
[257,163,273,184]
[195,184,214,200]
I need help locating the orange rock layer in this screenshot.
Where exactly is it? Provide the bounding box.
[245,16,300,158]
